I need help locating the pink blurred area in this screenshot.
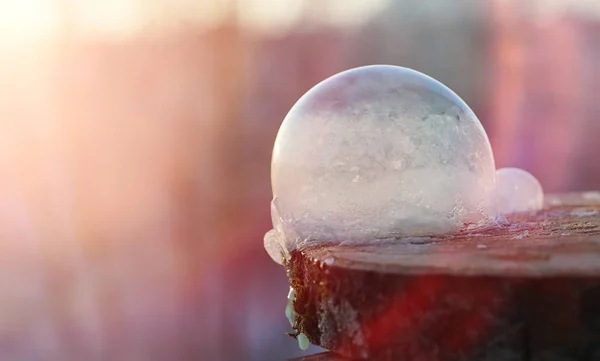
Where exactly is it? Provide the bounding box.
[0,1,599,360]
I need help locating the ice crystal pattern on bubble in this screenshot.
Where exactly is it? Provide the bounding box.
[264,65,497,263]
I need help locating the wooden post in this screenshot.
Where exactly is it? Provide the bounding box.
[286,193,600,360]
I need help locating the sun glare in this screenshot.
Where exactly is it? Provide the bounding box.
[0,0,59,42]
[0,0,394,42]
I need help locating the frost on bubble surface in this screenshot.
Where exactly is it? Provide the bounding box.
[265,65,496,262]
[264,198,299,265]
[494,167,544,215]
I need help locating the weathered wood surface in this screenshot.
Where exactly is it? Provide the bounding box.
[287,192,600,361]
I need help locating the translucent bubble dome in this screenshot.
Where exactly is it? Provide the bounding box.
[269,65,496,255]
[494,167,544,215]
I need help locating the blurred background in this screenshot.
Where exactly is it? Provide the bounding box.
[0,0,599,360]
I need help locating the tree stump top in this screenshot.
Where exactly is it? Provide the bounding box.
[297,192,600,277]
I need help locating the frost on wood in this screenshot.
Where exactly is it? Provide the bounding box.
[264,65,496,262]
[494,167,544,215]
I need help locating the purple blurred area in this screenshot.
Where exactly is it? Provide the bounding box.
[0,1,599,360]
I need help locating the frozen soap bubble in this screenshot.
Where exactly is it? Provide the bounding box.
[265,65,496,263]
[494,167,544,215]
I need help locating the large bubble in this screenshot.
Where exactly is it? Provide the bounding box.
[265,65,496,263]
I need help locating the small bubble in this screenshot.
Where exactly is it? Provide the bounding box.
[494,168,543,215]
